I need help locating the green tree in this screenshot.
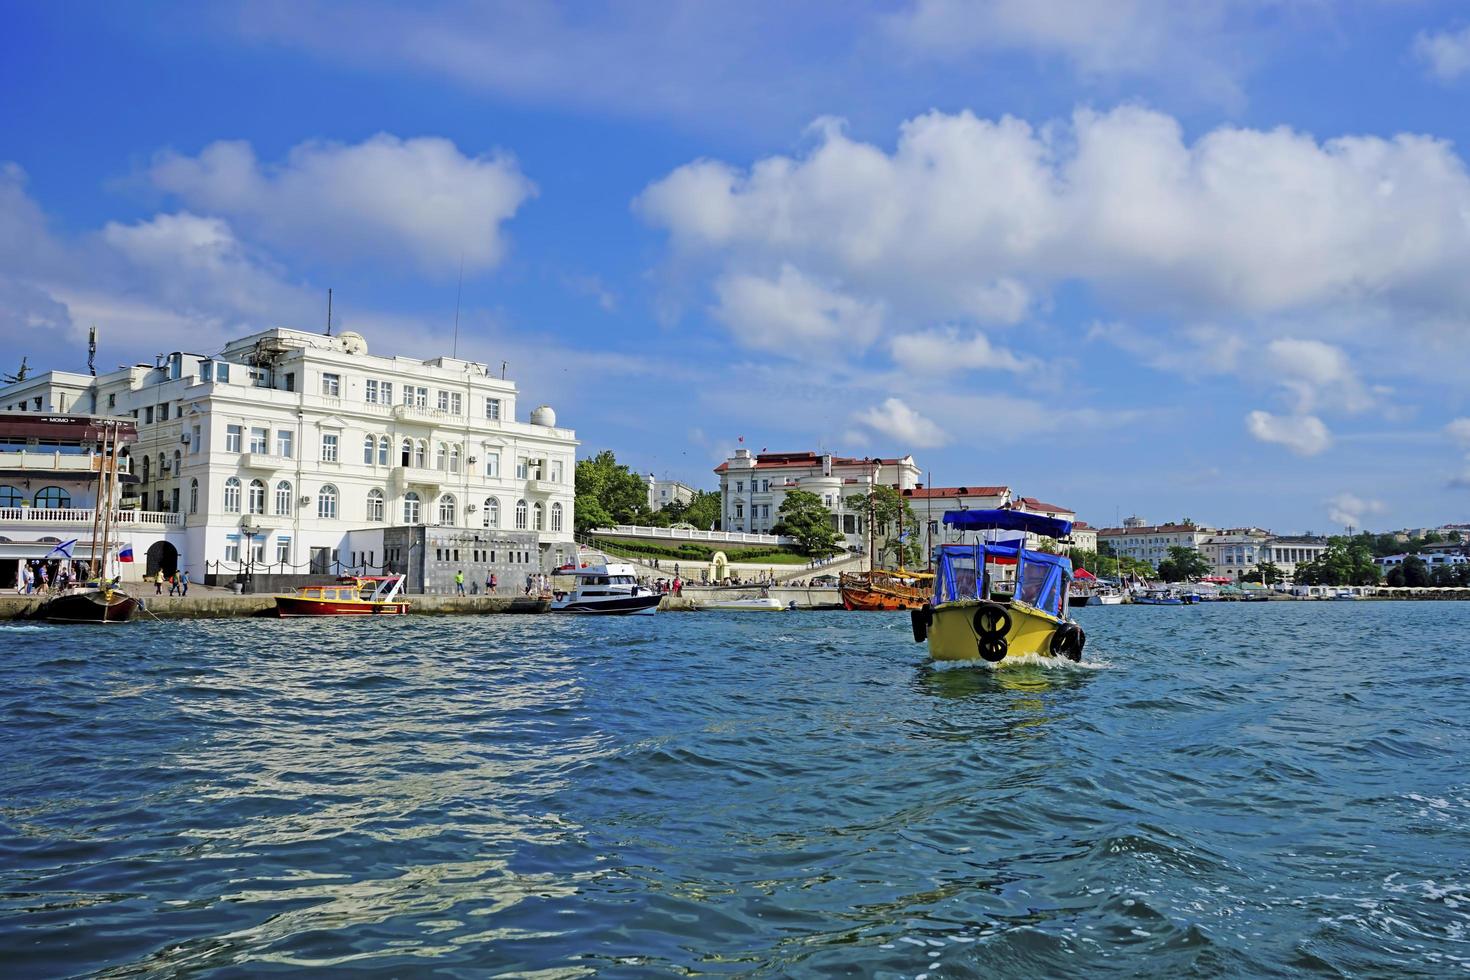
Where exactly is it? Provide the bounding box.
[1386,565,1406,587]
[1431,564,1456,586]
[846,486,921,568]
[679,490,722,531]
[1156,546,1209,582]
[1403,555,1430,587]
[775,489,842,558]
[574,450,652,533]
[1241,561,1283,584]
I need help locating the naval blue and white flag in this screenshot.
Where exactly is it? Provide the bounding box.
[45,539,76,559]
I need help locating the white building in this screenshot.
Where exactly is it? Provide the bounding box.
[714,449,922,549]
[1265,535,1331,582]
[0,328,578,589]
[1098,518,1215,568]
[644,474,696,512]
[1199,528,1273,580]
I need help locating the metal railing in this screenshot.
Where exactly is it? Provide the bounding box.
[595,524,790,545]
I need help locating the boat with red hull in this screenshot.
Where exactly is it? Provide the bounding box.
[274,575,410,617]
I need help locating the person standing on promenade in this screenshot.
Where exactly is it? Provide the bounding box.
[154,569,164,594]
[39,564,49,593]
[180,568,189,596]
[489,572,497,594]
[455,570,466,596]
[168,572,179,596]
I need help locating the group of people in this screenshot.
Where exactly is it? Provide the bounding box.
[15,559,91,595]
[151,568,191,596]
[453,570,501,596]
[651,577,683,596]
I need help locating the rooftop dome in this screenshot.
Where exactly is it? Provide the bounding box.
[530,404,557,427]
[338,331,368,355]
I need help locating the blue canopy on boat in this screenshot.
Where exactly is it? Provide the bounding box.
[932,541,1074,614]
[942,508,1074,539]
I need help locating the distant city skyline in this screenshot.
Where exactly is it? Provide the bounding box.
[4,2,1470,532]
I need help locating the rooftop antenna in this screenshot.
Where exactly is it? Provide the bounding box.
[501,360,507,380]
[452,253,464,360]
[325,288,333,336]
[88,324,97,377]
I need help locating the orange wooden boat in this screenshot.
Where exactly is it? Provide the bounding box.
[274,575,410,617]
[840,569,931,611]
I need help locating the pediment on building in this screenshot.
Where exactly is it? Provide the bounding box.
[316,415,348,429]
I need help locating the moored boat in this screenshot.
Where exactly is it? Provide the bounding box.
[909,509,1086,664]
[698,595,786,612]
[1133,588,1184,606]
[274,575,410,617]
[550,560,661,615]
[839,569,930,610]
[43,585,138,624]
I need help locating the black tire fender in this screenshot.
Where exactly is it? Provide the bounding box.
[972,601,1011,640]
[910,603,932,643]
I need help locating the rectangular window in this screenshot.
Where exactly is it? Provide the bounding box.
[485,452,500,477]
[191,424,201,453]
[283,372,295,392]
[437,390,450,411]
[485,397,501,420]
[516,457,529,479]
[413,386,428,407]
[276,430,293,458]
[321,433,338,462]
[144,406,154,424]
[225,424,242,453]
[451,392,462,415]
[380,381,392,404]
[550,460,563,483]
[107,393,117,408]
[249,427,268,454]
[322,373,341,396]
[365,379,379,404]
[224,536,241,563]
[200,362,213,383]
[217,362,230,383]
[159,403,170,421]
[736,481,744,493]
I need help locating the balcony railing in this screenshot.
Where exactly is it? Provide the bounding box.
[598,524,790,546]
[0,507,183,527]
[0,451,132,475]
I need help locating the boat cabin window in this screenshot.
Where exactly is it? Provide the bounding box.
[304,588,322,598]
[610,576,634,585]
[1016,560,1065,615]
[935,551,982,602]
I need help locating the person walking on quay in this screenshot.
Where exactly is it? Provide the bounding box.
[168,572,179,596]
[455,569,466,596]
[180,568,189,596]
[18,563,31,595]
[154,569,164,594]
[488,572,498,595]
[38,564,49,594]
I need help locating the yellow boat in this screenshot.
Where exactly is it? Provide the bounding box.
[909,509,1086,664]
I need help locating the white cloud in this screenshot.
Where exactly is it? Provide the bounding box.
[1245,410,1332,456]
[1446,417,1470,447]
[1264,338,1374,414]
[1414,26,1470,83]
[890,325,1032,374]
[149,134,535,274]
[1326,492,1386,529]
[711,265,884,356]
[854,397,948,448]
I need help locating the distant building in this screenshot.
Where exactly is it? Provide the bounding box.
[1070,520,1098,555]
[1265,536,1331,582]
[644,473,696,512]
[714,449,921,548]
[1199,528,1273,579]
[1098,521,1215,568]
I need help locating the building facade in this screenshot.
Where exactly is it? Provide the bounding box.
[644,474,696,512]
[1199,528,1273,579]
[1265,536,1330,581]
[1098,518,1216,568]
[714,449,922,548]
[0,328,578,589]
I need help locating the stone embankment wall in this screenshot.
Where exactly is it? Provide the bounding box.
[0,593,553,621]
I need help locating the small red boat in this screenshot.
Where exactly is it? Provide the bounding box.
[274,575,410,617]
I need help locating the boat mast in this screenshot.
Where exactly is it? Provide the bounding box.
[98,422,116,585]
[89,422,106,582]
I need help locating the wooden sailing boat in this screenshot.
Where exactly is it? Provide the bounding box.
[839,474,931,611]
[44,420,139,624]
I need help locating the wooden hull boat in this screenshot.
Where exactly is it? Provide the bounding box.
[43,588,139,624]
[840,570,929,611]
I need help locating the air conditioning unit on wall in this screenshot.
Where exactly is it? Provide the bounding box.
[299,495,311,506]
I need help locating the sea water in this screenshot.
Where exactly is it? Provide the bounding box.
[1,603,1467,976]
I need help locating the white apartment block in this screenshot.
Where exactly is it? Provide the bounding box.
[0,328,578,586]
[644,474,696,512]
[1098,517,1215,568]
[1264,536,1330,582]
[714,449,922,549]
[1199,529,1273,579]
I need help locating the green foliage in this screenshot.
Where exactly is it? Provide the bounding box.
[657,490,722,531]
[1402,555,1430,587]
[1156,546,1210,582]
[845,486,921,568]
[574,450,653,533]
[1241,561,1283,585]
[1295,540,1382,586]
[778,489,843,558]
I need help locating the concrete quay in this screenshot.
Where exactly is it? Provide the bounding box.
[0,591,553,621]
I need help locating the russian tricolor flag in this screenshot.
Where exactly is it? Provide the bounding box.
[118,545,135,563]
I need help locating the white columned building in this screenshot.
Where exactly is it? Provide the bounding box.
[0,328,578,589]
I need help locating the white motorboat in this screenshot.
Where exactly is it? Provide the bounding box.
[550,560,661,615]
[698,595,787,612]
[1093,592,1126,605]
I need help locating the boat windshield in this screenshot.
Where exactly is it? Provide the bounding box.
[1017,560,1066,616]
[934,546,983,602]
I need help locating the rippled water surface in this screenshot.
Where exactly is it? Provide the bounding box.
[3,603,1469,977]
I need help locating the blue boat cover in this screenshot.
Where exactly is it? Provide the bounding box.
[942,508,1073,539]
[932,541,1073,613]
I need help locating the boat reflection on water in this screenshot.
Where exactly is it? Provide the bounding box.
[912,659,1096,741]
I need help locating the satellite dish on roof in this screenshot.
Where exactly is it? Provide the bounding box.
[338,331,368,355]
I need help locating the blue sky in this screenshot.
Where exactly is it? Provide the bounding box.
[5,1,1470,534]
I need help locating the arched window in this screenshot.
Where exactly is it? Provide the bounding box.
[403,491,421,524]
[367,488,385,522]
[34,486,70,509]
[414,440,427,469]
[438,493,456,525]
[363,434,376,464]
[377,435,390,466]
[515,498,528,530]
[449,443,461,474]
[224,477,241,513]
[0,485,23,508]
[483,496,500,528]
[247,478,266,514]
[533,501,544,531]
[275,480,292,515]
[188,478,198,514]
[317,484,338,519]
[551,501,563,532]
[141,456,150,483]
[401,437,413,467]
[435,442,447,471]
